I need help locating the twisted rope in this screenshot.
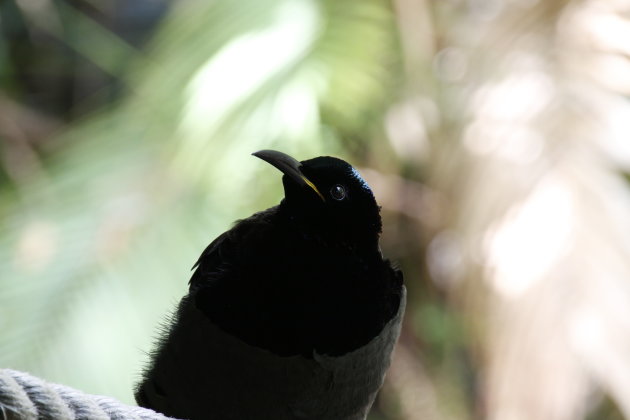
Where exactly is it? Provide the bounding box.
[0,369,177,420]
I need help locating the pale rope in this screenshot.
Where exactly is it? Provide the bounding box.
[0,369,177,420]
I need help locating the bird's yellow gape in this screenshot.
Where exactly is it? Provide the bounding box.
[300,175,325,202]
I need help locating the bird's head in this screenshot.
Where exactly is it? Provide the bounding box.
[253,150,382,247]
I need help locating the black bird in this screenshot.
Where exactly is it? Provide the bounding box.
[136,150,405,420]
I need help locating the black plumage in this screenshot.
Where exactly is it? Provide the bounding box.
[136,150,405,420]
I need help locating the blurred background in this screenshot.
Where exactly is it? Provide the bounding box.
[2,0,630,419]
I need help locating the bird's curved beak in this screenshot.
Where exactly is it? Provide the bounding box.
[252,150,325,201]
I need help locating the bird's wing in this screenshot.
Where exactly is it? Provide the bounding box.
[188,206,278,290]
[190,231,228,271]
[188,230,232,291]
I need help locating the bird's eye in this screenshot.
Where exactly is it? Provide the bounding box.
[330,184,347,201]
